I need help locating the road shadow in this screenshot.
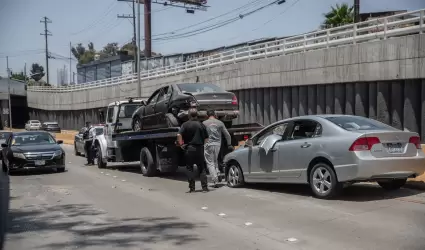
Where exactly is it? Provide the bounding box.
[6,202,205,249]
[243,182,425,202]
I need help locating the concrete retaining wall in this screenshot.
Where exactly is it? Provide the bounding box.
[30,79,425,143]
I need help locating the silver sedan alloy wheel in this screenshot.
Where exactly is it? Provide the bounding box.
[312,166,332,195]
[228,165,241,187]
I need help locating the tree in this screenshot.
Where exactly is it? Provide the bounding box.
[323,3,354,28]
[120,41,161,57]
[30,63,45,82]
[71,42,96,65]
[10,71,28,81]
[100,42,119,58]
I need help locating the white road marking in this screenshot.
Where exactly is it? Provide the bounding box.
[286,238,298,242]
[244,222,252,226]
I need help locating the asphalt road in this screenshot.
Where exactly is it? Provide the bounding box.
[3,144,425,250]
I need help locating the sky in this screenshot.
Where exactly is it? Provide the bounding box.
[0,0,424,86]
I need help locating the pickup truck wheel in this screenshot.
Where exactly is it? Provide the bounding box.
[133,116,142,132]
[97,145,107,169]
[378,179,407,191]
[140,147,158,177]
[165,113,179,128]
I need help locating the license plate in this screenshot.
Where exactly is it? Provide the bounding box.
[387,143,403,153]
[35,160,45,166]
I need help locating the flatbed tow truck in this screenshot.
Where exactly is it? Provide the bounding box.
[94,98,263,177]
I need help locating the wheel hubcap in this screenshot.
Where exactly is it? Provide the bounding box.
[134,119,141,131]
[312,166,332,194]
[228,166,240,186]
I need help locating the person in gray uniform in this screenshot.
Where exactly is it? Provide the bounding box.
[203,110,233,188]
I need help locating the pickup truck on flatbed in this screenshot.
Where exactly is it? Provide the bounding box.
[93,98,263,177]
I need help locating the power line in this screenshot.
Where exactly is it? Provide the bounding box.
[150,0,285,41]
[70,0,117,36]
[151,0,269,38]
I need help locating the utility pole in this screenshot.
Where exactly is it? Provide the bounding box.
[73,72,76,84]
[144,0,152,58]
[137,0,141,97]
[6,56,12,131]
[354,0,360,23]
[40,16,52,85]
[117,0,138,74]
[69,42,72,84]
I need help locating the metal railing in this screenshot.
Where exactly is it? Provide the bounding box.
[28,9,425,93]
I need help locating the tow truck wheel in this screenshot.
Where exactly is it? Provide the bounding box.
[165,113,179,128]
[97,145,107,169]
[140,147,158,177]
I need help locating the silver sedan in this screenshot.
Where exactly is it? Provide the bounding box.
[223,115,425,199]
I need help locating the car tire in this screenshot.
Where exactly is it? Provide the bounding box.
[309,162,342,199]
[74,143,81,156]
[133,116,143,132]
[227,162,244,188]
[97,144,107,169]
[140,147,157,177]
[378,179,407,191]
[57,167,65,173]
[165,113,179,128]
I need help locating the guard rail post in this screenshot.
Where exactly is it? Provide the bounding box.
[303,34,307,52]
[326,30,330,48]
[384,17,388,40]
[353,23,357,44]
[282,39,286,55]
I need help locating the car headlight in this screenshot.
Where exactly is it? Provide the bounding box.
[13,153,26,159]
[54,150,63,157]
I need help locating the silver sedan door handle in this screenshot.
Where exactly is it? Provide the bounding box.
[300,143,311,148]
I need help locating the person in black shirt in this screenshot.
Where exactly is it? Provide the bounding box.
[177,108,209,193]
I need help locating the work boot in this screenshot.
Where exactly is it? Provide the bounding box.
[202,187,209,193]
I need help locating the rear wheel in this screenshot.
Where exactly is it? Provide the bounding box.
[140,147,158,177]
[57,167,65,173]
[309,162,342,199]
[378,179,407,191]
[227,163,244,188]
[133,116,142,132]
[165,113,179,128]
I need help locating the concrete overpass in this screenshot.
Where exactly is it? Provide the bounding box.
[27,10,425,139]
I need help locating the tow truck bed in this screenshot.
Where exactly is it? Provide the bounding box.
[107,123,263,177]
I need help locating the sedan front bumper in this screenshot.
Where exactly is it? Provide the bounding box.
[8,157,65,171]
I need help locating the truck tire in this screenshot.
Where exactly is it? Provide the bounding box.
[140,147,158,177]
[165,113,179,128]
[74,143,81,156]
[97,144,107,169]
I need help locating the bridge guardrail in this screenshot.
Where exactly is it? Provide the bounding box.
[28,9,425,93]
